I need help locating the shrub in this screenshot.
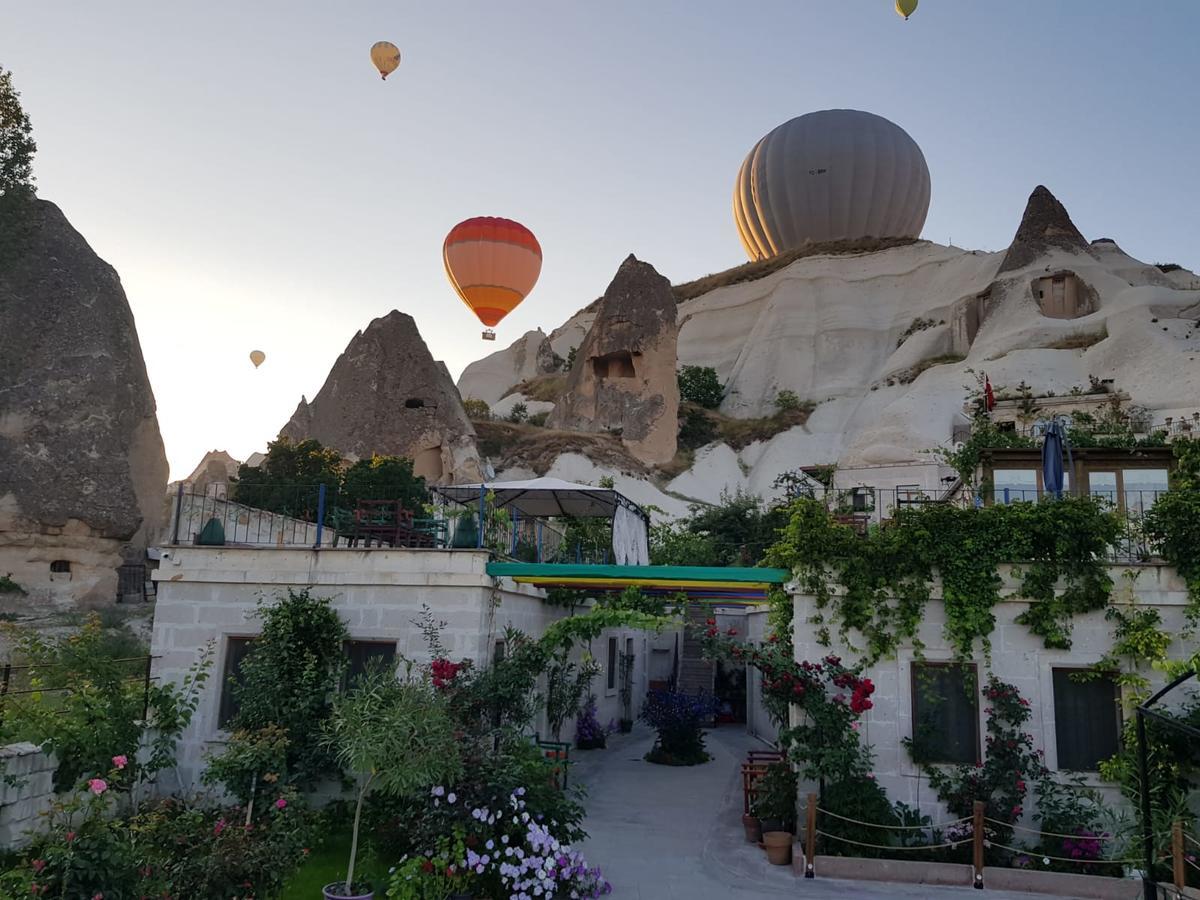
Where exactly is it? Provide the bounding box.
[462,397,491,420]
[751,762,798,829]
[639,690,719,765]
[527,411,549,427]
[677,405,718,451]
[222,589,349,787]
[0,573,24,594]
[574,695,606,750]
[677,365,724,408]
[506,401,529,423]
[774,389,803,412]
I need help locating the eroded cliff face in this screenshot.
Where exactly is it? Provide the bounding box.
[547,255,679,466]
[0,198,168,610]
[457,187,1200,512]
[278,310,482,483]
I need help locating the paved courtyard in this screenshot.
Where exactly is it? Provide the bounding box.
[574,725,1077,900]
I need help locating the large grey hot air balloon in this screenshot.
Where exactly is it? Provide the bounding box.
[733,109,931,261]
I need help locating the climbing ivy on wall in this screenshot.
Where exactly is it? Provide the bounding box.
[764,497,1121,665]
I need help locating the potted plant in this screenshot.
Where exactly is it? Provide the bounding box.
[753,761,797,865]
[323,667,463,900]
[574,695,607,750]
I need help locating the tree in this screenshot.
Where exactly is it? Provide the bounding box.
[231,437,342,517]
[341,454,428,513]
[677,365,724,409]
[0,66,36,198]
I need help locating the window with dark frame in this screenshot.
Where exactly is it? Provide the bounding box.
[910,663,979,765]
[344,640,398,686]
[1052,669,1122,771]
[606,637,618,691]
[218,636,256,728]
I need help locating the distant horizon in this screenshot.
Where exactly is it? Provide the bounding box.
[5,1,1198,477]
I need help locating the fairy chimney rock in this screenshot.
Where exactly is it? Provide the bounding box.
[999,185,1092,273]
[278,310,482,483]
[546,254,679,465]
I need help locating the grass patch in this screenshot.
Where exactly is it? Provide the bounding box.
[1044,327,1108,350]
[502,374,567,404]
[474,421,645,476]
[893,353,967,385]
[673,237,919,302]
[280,828,389,900]
[716,405,814,449]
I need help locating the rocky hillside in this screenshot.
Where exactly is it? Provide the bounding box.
[456,186,1200,510]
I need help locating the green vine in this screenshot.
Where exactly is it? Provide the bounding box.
[766,497,1120,664]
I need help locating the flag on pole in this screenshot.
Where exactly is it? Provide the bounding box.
[984,373,996,412]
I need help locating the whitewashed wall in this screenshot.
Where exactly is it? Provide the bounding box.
[150,547,660,788]
[791,563,1195,823]
[743,608,780,745]
[0,743,56,848]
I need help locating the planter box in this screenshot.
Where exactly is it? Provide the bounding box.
[794,854,973,887]
[984,867,1141,899]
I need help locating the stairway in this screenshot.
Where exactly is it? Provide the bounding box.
[677,603,715,695]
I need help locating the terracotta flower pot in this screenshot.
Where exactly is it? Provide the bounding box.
[322,882,373,900]
[742,814,762,843]
[762,830,793,866]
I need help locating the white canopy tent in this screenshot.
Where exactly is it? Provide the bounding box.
[432,477,649,565]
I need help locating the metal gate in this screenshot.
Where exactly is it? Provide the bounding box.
[115,563,147,603]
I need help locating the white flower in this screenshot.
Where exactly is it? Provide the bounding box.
[448,792,457,804]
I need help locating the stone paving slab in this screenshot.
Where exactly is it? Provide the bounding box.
[573,725,1101,899]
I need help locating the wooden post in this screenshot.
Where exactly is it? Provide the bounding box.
[804,792,817,879]
[1173,819,1186,892]
[972,801,985,889]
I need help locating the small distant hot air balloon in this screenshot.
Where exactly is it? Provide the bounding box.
[249,350,266,369]
[370,41,401,79]
[443,217,541,341]
[895,0,918,20]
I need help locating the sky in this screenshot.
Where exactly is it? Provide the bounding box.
[4,1,1199,478]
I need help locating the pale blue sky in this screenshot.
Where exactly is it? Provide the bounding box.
[5,1,1198,477]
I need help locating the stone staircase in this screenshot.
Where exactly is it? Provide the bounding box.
[677,603,715,695]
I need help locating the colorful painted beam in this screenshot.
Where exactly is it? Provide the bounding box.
[485,563,789,604]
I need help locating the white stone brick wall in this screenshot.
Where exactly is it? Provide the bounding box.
[790,563,1195,824]
[0,742,56,848]
[150,547,663,789]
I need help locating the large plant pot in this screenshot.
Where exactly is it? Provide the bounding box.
[322,883,374,900]
[741,814,762,844]
[619,718,634,734]
[762,831,793,866]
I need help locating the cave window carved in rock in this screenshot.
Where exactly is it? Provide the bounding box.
[404,398,427,410]
[50,559,71,574]
[592,351,637,379]
[1033,272,1092,319]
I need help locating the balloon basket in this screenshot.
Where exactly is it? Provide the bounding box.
[482,330,496,341]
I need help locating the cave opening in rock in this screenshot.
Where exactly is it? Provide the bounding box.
[592,351,636,379]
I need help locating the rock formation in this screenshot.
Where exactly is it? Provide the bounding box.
[547,255,679,465]
[0,198,168,611]
[998,185,1092,273]
[175,449,242,498]
[278,310,482,483]
[457,329,559,406]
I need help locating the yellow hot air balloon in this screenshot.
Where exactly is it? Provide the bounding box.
[443,217,542,341]
[249,350,266,369]
[895,0,918,19]
[370,41,401,80]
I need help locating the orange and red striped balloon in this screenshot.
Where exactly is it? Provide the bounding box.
[443,217,542,330]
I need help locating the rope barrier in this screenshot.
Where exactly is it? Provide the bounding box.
[812,806,972,831]
[1185,856,1200,874]
[814,829,966,852]
[983,839,1141,867]
[1184,831,1200,850]
[985,816,1128,842]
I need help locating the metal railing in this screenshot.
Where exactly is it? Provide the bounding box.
[167,484,613,564]
[0,656,157,726]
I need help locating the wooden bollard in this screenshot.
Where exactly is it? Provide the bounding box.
[972,801,985,890]
[1172,819,1185,891]
[804,792,817,878]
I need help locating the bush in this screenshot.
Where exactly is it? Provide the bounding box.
[677,365,723,408]
[506,401,529,423]
[574,695,606,750]
[774,389,803,412]
[527,411,549,427]
[640,690,719,765]
[678,405,717,451]
[462,398,491,420]
[751,762,798,829]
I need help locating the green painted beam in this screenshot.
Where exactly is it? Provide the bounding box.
[485,562,789,584]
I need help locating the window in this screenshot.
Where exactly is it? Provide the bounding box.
[1052,669,1122,771]
[592,351,635,379]
[49,560,71,573]
[494,640,506,664]
[344,640,397,685]
[606,637,618,691]
[1123,469,1169,513]
[993,469,1037,504]
[218,636,256,728]
[911,663,979,765]
[1089,471,1118,506]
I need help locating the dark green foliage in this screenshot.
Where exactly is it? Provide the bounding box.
[677,365,723,409]
[341,454,428,513]
[681,490,789,567]
[1144,439,1200,611]
[751,762,798,828]
[231,437,342,517]
[0,573,24,594]
[226,589,349,787]
[766,496,1120,662]
[640,690,719,765]
[0,66,35,197]
[677,405,718,451]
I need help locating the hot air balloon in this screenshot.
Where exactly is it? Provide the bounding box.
[896,0,918,20]
[370,41,401,79]
[249,350,266,369]
[443,217,541,341]
[733,109,930,261]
